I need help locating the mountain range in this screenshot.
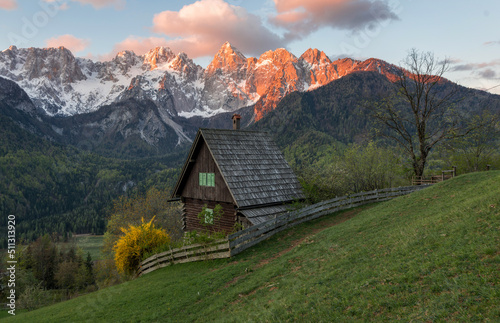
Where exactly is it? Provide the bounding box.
[0,42,406,156]
[2,41,500,160]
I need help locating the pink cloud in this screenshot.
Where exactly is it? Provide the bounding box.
[451,59,500,72]
[42,0,123,9]
[73,0,125,9]
[484,40,500,46]
[150,0,284,57]
[271,0,399,39]
[46,34,90,53]
[42,0,69,10]
[0,0,17,10]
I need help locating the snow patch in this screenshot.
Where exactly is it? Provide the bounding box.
[255,59,273,69]
[178,106,229,119]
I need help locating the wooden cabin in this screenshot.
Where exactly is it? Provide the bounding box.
[171,116,304,234]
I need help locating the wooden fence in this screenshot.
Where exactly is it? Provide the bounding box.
[138,185,430,276]
[412,167,457,185]
[138,239,230,276]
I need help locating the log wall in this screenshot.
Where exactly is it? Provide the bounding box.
[184,198,237,234]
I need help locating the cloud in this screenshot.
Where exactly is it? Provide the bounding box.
[42,0,69,10]
[450,59,500,85]
[478,68,496,79]
[484,40,500,46]
[451,64,475,72]
[451,59,500,72]
[0,0,17,10]
[73,0,125,9]
[150,0,284,58]
[271,0,400,40]
[43,0,124,10]
[46,34,90,53]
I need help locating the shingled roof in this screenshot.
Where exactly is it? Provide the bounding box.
[172,128,304,210]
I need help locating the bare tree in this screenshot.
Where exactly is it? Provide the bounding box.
[371,48,467,178]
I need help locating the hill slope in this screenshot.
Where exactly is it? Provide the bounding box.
[6,171,499,322]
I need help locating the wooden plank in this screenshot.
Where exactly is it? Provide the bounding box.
[230,230,280,256]
[172,245,228,259]
[140,240,228,266]
[139,250,231,276]
[229,216,283,242]
[141,246,230,272]
[140,240,228,267]
[141,254,159,266]
[229,224,278,248]
[172,251,231,265]
[228,215,283,240]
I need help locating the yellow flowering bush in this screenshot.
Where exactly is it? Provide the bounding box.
[113,217,170,274]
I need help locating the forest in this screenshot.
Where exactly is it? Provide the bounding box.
[0,113,185,247]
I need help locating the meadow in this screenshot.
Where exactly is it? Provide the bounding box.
[3,171,499,322]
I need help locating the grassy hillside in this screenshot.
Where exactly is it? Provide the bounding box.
[5,171,499,322]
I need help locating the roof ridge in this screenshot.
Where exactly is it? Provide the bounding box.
[200,128,268,134]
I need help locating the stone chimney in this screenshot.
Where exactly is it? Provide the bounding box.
[232,114,241,130]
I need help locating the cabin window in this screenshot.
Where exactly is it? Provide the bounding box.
[204,208,214,224]
[199,172,215,187]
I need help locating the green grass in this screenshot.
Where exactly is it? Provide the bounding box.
[57,235,105,261]
[4,171,499,322]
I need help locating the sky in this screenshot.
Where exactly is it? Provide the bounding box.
[1,0,499,94]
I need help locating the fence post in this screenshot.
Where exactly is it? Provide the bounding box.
[453,166,457,177]
[154,254,159,270]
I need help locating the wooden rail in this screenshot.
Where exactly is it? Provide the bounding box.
[412,167,457,185]
[138,185,431,276]
[138,239,229,276]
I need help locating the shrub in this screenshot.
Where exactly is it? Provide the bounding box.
[113,217,170,275]
[197,204,223,228]
[103,188,183,258]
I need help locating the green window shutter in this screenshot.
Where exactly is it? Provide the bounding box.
[199,173,207,186]
[208,173,215,187]
[204,208,214,224]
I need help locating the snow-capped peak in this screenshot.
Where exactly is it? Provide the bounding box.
[0,43,403,121]
[206,42,247,73]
